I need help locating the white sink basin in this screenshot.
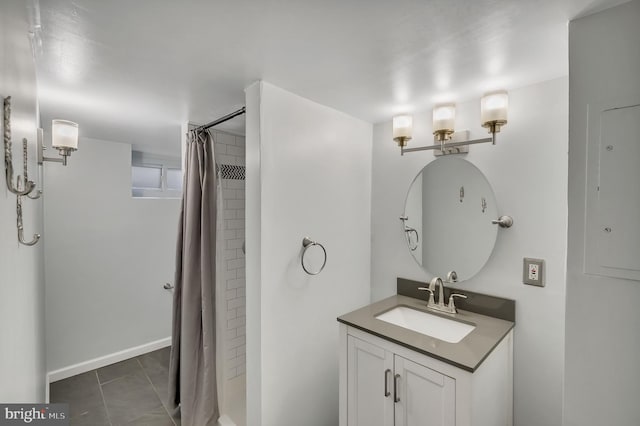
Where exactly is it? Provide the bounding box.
[375,306,475,343]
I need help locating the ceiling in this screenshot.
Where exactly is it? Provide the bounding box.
[31,0,626,154]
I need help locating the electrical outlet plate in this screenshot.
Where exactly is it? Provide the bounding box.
[523,258,545,287]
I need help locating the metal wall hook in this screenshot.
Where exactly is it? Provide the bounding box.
[26,189,42,200]
[301,236,327,275]
[4,97,36,196]
[16,193,40,246]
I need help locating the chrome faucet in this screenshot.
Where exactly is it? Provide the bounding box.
[430,277,446,309]
[418,276,467,314]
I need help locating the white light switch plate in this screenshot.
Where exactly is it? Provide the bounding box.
[523,258,545,287]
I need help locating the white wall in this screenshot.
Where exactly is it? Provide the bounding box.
[371,78,568,426]
[0,0,46,402]
[44,137,180,372]
[245,81,372,426]
[565,2,640,425]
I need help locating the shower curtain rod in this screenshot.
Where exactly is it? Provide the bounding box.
[194,106,246,132]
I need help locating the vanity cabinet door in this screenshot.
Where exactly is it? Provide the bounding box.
[394,355,456,426]
[347,336,394,426]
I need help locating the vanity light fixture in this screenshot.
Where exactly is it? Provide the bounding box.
[38,119,79,166]
[392,91,509,156]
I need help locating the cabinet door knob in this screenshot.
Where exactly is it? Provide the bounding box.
[384,369,391,397]
[394,374,401,403]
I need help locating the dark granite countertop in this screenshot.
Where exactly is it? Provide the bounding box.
[337,293,515,372]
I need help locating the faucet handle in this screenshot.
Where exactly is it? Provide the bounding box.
[418,287,435,307]
[448,293,467,313]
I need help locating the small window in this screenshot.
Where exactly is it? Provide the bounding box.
[132,151,182,199]
[132,165,162,189]
[166,168,183,191]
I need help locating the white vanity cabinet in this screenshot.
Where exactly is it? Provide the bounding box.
[339,324,513,426]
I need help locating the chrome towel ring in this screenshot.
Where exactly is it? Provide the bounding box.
[301,237,327,275]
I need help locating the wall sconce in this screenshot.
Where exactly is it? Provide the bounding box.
[38,119,79,166]
[393,91,509,156]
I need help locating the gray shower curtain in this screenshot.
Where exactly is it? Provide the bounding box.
[169,129,219,426]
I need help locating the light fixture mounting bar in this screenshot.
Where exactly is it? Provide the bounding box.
[401,133,495,155]
[37,131,65,165]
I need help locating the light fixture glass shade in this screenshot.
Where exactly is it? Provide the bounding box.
[481,91,508,127]
[393,115,413,146]
[432,104,456,133]
[52,119,79,150]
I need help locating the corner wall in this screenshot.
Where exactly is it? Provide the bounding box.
[565,2,640,425]
[370,77,568,426]
[0,0,46,402]
[245,81,372,426]
[44,137,179,373]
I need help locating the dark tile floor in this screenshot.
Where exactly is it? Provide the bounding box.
[50,347,181,426]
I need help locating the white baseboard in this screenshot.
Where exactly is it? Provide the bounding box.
[47,337,172,384]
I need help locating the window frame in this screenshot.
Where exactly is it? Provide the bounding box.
[131,151,182,199]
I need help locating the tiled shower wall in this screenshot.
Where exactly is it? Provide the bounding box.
[212,130,246,381]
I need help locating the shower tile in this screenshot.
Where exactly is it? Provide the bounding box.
[218,154,236,166]
[101,373,164,424]
[227,317,245,329]
[236,344,246,356]
[227,258,245,270]
[228,296,245,310]
[218,133,235,146]
[227,145,245,157]
[228,335,245,349]
[97,358,144,384]
[223,189,238,200]
[224,249,238,260]
[227,278,244,289]
[227,238,244,249]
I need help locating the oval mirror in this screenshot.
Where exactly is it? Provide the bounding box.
[402,157,498,281]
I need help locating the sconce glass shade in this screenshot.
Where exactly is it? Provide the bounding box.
[432,104,456,142]
[393,115,413,147]
[432,104,456,133]
[52,119,79,150]
[481,91,508,132]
